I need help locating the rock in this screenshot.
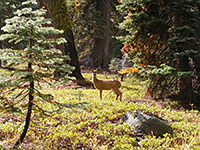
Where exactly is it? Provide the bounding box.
[122,110,173,137]
[121,54,133,69]
[109,58,122,72]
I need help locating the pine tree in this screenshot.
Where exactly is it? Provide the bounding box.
[0,0,73,147]
[117,0,200,107]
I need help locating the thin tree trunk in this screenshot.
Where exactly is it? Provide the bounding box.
[13,82,33,147]
[13,60,34,147]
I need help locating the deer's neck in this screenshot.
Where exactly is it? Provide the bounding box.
[92,73,99,83]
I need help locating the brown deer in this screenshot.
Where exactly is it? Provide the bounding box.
[91,68,122,101]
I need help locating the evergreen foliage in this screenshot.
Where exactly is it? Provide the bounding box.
[0,0,73,146]
[0,0,22,25]
[117,0,200,107]
[0,0,73,87]
[0,0,23,60]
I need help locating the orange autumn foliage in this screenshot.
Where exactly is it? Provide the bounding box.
[121,33,167,74]
[118,66,139,74]
[121,44,132,53]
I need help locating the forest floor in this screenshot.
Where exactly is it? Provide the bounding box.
[0,70,200,149]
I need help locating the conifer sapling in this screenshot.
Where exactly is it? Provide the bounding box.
[0,0,74,147]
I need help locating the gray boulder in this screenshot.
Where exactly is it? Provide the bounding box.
[121,54,133,69]
[122,110,173,137]
[109,58,122,72]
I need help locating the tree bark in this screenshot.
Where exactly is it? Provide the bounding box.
[14,57,34,147]
[190,58,200,107]
[38,0,84,80]
[178,56,194,106]
[89,0,111,69]
[13,81,33,147]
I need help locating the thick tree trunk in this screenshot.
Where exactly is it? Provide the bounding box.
[191,58,200,107]
[38,0,84,80]
[89,0,111,69]
[178,56,194,106]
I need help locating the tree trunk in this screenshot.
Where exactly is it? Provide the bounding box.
[190,58,200,107]
[89,0,111,69]
[13,81,33,147]
[38,0,84,80]
[178,56,194,106]
[13,58,34,147]
[0,42,2,67]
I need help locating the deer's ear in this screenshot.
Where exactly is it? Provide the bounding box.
[96,67,100,71]
[94,68,99,72]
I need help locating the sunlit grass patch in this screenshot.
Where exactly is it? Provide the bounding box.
[0,72,200,149]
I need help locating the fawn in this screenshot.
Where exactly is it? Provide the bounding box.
[91,68,122,101]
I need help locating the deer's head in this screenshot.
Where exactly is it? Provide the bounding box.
[90,68,99,78]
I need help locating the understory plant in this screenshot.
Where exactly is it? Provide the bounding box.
[0,0,73,147]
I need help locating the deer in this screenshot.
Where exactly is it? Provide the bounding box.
[91,68,122,101]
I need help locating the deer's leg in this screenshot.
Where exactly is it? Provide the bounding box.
[119,90,122,101]
[113,88,122,101]
[100,90,102,99]
[112,89,118,99]
[116,94,119,100]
